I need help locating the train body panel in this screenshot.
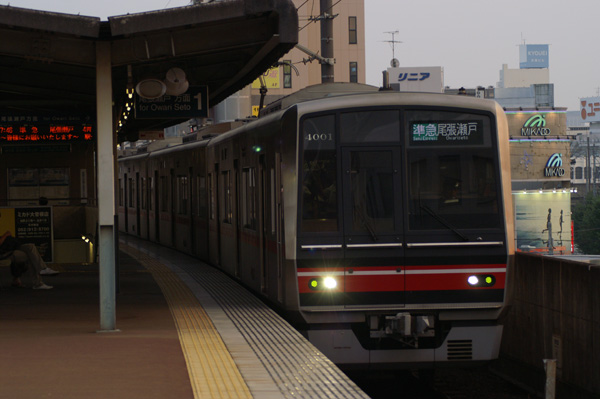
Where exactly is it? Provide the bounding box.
[118,89,513,369]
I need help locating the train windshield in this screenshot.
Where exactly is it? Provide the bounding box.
[406,110,500,230]
[299,109,501,235]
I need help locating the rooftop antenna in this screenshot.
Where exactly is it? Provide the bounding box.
[383,30,402,67]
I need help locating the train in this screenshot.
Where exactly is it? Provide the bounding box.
[118,85,514,370]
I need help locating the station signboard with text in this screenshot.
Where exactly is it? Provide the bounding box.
[135,86,208,119]
[0,115,94,142]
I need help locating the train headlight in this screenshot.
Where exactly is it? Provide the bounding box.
[467,275,496,287]
[467,276,479,286]
[308,277,338,291]
[323,276,337,289]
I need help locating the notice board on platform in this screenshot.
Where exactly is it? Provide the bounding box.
[0,206,53,262]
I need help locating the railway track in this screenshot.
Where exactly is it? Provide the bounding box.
[348,365,534,399]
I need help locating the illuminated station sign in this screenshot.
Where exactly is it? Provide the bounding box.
[0,115,95,142]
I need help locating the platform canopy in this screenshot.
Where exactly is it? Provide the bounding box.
[0,0,298,141]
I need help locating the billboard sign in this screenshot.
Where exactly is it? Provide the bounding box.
[580,96,600,122]
[0,206,53,262]
[514,192,571,254]
[509,141,570,180]
[387,66,443,93]
[505,111,566,137]
[519,44,549,69]
[252,68,280,89]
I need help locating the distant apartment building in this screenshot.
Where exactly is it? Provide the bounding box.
[495,43,553,109]
[211,0,366,122]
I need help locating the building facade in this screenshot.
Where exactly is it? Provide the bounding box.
[505,108,572,254]
[248,0,366,116]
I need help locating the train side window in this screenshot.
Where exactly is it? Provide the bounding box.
[128,178,134,207]
[221,170,232,224]
[141,178,147,210]
[197,176,207,217]
[148,177,153,211]
[301,114,338,232]
[241,167,257,230]
[160,176,168,212]
[176,176,188,215]
[208,173,215,220]
[340,110,400,143]
[119,179,123,207]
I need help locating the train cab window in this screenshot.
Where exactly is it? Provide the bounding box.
[406,110,500,230]
[301,114,338,232]
[340,110,400,143]
[349,151,395,234]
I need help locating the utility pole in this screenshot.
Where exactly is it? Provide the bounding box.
[320,0,335,83]
[587,136,591,194]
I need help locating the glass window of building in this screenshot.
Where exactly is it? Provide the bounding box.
[283,60,292,89]
[348,16,357,44]
[349,62,358,83]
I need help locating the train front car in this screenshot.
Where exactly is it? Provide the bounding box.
[292,92,514,370]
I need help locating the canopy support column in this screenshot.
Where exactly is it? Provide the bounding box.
[96,41,117,332]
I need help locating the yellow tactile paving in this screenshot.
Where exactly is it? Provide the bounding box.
[121,246,252,399]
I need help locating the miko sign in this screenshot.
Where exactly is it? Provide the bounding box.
[135,86,208,119]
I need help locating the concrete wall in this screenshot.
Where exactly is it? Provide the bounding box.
[501,253,600,395]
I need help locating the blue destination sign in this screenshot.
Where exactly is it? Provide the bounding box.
[135,86,208,119]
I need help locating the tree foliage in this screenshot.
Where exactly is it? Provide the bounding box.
[572,194,600,254]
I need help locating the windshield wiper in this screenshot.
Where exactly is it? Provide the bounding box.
[421,205,469,241]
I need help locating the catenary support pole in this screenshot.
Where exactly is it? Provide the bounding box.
[96,41,117,331]
[320,0,334,83]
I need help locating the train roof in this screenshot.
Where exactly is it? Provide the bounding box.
[292,89,503,116]
[259,82,380,117]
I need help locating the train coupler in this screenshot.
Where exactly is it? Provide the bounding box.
[369,313,435,344]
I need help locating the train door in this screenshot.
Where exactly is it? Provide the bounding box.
[259,155,267,294]
[234,160,241,278]
[170,169,176,247]
[189,167,196,255]
[144,177,150,240]
[341,146,405,306]
[214,163,221,266]
[274,153,284,303]
[154,170,160,242]
[123,173,129,233]
[135,172,141,236]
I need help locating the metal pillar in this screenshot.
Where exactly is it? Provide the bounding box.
[96,41,117,331]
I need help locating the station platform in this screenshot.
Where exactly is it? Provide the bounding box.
[0,236,368,399]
